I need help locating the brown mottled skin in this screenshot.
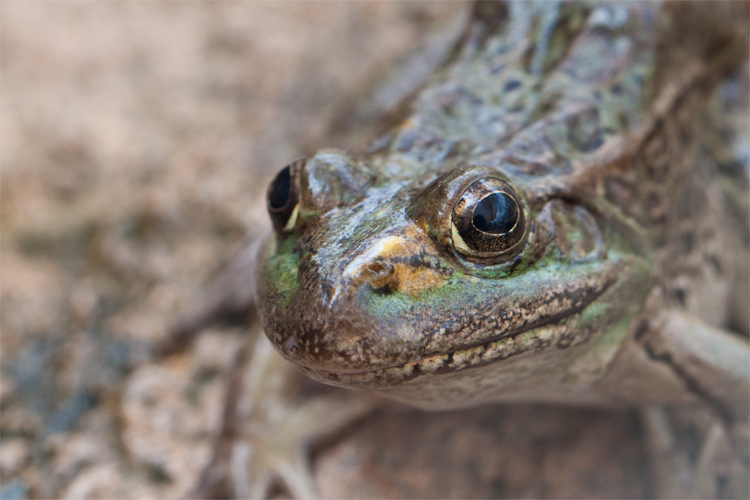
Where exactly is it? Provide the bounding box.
[192,2,749,497]
[258,1,748,407]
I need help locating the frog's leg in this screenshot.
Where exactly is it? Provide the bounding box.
[189,331,381,499]
[636,311,749,499]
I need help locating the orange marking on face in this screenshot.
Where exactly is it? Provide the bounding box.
[338,224,443,299]
[390,262,443,297]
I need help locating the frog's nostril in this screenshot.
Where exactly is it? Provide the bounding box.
[367,261,394,278]
[366,260,398,293]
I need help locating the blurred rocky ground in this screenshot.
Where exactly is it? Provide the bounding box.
[1,3,649,499]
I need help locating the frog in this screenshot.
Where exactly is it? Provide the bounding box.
[170,1,750,498]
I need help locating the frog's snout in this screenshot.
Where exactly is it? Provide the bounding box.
[327,231,444,307]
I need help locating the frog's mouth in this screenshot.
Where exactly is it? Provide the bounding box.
[288,277,613,390]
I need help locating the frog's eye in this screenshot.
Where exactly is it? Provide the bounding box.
[267,164,300,232]
[451,177,527,259]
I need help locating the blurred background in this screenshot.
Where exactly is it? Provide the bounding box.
[1,3,650,498]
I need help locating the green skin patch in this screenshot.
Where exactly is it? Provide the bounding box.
[260,235,300,314]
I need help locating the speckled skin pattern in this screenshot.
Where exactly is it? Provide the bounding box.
[257,1,749,410]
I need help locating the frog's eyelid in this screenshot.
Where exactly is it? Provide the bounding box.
[451,224,472,254]
[282,204,300,232]
[267,158,309,233]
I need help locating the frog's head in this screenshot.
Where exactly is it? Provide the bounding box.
[257,149,651,406]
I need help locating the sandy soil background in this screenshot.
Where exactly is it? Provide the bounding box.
[1,3,650,498]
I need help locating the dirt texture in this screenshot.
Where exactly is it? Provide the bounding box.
[1,3,650,499]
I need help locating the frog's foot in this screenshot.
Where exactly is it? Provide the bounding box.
[635,310,750,499]
[159,236,265,357]
[190,331,382,499]
[233,390,381,499]
[642,405,749,499]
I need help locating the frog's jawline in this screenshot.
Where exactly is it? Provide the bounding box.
[315,279,612,382]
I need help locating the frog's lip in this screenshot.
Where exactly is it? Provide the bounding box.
[292,279,612,388]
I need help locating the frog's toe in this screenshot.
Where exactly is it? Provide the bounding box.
[642,405,749,499]
[194,332,381,499]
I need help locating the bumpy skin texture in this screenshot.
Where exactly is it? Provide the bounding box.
[258,2,749,410]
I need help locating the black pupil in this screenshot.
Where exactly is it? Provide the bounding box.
[269,166,291,209]
[472,192,518,234]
